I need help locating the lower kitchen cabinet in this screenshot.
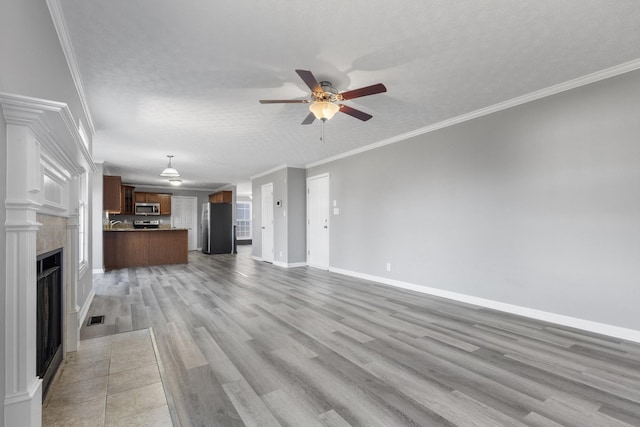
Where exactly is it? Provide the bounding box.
[103,229,188,270]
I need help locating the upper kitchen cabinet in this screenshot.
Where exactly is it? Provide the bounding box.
[121,185,135,215]
[135,191,172,215]
[134,192,161,204]
[209,190,232,204]
[103,175,122,213]
[159,194,171,215]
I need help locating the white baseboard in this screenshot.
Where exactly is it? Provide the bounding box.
[78,289,95,329]
[92,268,104,274]
[273,261,307,268]
[329,267,640,344]
[252,256,263,262]
[289,262,307,268]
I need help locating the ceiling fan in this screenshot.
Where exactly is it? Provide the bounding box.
[259,69,387,124]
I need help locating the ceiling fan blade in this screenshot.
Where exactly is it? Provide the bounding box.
[301,112,316,125]
[295,69,322,93]
[339,105,372,121]
[340,83,387,100]
[259,99,309,104]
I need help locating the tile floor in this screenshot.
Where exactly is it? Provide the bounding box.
[43,328,175,426]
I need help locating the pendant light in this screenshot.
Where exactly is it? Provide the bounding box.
[169,178,182,186]
[160,155,181,177]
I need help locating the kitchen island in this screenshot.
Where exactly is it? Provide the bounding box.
[103,228,188,270]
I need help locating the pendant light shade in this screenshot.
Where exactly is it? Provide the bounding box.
[309,101,340,121]
[160,155,181,177]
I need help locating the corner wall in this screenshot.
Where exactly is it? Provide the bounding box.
[287,168,307,264]
[308,69,640,332]
[252,167,306,265]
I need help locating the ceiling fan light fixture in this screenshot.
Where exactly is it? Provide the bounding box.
[309,101,340,121]
[160,155,181,177]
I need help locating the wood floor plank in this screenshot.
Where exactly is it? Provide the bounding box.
[222,379,282,427]
[81,248,640,426]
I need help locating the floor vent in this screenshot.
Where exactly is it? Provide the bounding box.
[87,315,105,326]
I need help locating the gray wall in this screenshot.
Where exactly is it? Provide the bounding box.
[308,69,640,331]
[287,168,307,263]
[0,107,7,424]
[252,167,306,264]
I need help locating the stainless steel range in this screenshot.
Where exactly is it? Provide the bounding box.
[133,220,160,229]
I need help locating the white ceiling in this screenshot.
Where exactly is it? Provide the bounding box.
[56,0,640,191]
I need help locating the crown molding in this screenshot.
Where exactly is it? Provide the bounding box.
[46,0,96,136]
[250,163,305,180]
[125,183,226,193]
[306,57,640,169]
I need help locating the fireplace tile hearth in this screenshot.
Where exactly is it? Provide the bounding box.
[42,328,173,426]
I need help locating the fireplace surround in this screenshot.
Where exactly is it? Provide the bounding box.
[2,92,96,426]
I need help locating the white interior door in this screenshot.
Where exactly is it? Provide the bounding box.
[307,174,330,269]
[261,183,274,263]
[171,196,198,250]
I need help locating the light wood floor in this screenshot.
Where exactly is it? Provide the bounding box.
[81,246,640,426]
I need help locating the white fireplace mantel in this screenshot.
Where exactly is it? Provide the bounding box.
[2,92,96,427]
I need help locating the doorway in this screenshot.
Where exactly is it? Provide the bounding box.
[261,183,274,263]
[307,174,330,269]
[171,196,198,250]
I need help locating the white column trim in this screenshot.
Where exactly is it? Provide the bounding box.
[64,215,80,353]
[4,192,42,427]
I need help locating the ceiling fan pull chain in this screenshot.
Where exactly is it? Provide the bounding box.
[321,119,325,142]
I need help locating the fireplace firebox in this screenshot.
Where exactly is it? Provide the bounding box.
[36,248,63,399]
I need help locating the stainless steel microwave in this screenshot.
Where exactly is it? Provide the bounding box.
[135,202,160,215]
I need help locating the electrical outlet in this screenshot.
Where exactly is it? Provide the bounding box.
[386,262,391,272]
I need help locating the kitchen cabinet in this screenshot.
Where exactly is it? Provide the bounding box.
[103,229,188,270]
[134,192,161,203]
[209,190,232,204]
[121,185,135,215]
[134,191,171,214]
[103,175,122,213]
[159,193,171,215]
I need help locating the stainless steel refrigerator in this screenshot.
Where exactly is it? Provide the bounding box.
[201,203,233,254]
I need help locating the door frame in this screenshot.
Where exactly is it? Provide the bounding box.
[261,182,274,263]
[306,173,330,269]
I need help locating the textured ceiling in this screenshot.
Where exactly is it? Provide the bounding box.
[56,0,640,191]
